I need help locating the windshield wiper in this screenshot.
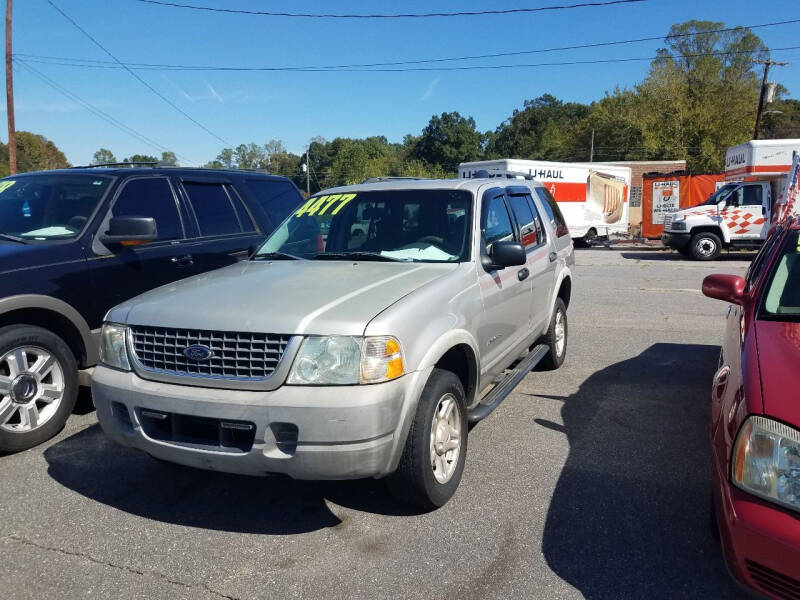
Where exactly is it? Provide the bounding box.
[251,251,302,261]
[312,251,405,262]
[0,231,26,243]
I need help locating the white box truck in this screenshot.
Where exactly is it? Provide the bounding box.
[459,159,631,244]
[662,139,800,260]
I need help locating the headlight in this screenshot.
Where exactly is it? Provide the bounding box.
[732,416,800,513]
[287,335,405,385]
[99,322,131,371]
[670,220,687,231]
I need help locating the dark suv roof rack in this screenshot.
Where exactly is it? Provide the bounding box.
[73,162,158,169]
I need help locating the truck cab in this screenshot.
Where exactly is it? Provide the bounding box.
[662,139,800,260]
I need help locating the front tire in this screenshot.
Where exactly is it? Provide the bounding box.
[538,298,568,370]
[387,369,467,508]
[0,325,78,453]
[689,232,722,261]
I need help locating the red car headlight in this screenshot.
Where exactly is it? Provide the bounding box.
[732,416,800,514]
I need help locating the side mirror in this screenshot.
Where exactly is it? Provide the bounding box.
[702,274,747,305]
[99,216,157,247]
[482,240,526,271]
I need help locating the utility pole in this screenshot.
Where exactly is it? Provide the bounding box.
[753,59,788,140]
[589,128,594,162]
[305,148,310,196]
[5,0,16,174]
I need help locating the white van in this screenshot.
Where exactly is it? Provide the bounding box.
[459,159,631,243]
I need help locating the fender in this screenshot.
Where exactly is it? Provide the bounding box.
[548,266,573,317]
[0,294,97,365]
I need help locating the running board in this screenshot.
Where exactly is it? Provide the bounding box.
[468,344,549,424]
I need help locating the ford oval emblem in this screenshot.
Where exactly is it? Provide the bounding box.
[184,344,213,361]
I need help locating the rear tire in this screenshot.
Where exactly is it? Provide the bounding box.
[386,369,467,509]
[0,325,78,453]
[689,232,722,261]
[538,298,568,371]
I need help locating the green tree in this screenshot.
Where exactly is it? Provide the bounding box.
[91,148,117,165]
[761,95,800,139]
[159,151,178,166]
[123,154,158,164]
[11,132,70,173]
[412,112,485,173]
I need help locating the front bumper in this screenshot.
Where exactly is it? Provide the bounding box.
[92,365,430,480]
[661,231,691,250]
[713,452,800,599]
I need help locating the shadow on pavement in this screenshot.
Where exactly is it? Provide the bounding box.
[44,424,424,535]
[620,251,755,262]
[541,343,745,599]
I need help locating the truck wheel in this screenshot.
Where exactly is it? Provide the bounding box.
[690,232,722,261]
[538,298,568,371]
[0,325,78,453]
[387,368,467,508]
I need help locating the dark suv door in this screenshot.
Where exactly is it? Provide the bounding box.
[176,176,266,274]
[85,175,197,328]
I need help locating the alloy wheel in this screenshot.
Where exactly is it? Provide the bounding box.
[0,346,65,433]
[430,393,462,484]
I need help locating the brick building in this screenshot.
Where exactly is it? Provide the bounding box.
[595,160,687,233]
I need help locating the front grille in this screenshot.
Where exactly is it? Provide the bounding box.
[747,560,800,600]
[663,214,673,230]
[130,326,289,380]
[137,408,256,453]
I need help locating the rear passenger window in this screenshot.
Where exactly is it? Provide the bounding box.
[508,194,544,248]
[183,182,242,237]
[112,177,183,241]
[244,179,303,225]
[535,187,570,238]
[482,195,514,253]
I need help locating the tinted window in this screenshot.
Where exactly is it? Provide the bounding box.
[747,231,782,290]
[535,187,569,237]
[508,194,544,248]
[184,182,241,237]
[112,177,183,241]
[482,195,514,253]
[244,179,302,225]
[742,185,763,206]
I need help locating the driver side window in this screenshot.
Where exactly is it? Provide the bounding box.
[111,177,184,241]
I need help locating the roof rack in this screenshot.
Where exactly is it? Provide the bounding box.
[468,169,534,180]
[361,176,428,184]
[72,162,158,169]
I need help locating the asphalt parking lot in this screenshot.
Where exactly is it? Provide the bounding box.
[0,248,756,600]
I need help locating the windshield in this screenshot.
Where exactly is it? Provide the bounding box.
[0,174,112,240]
[761,230,800,320]
[703,184,738,206]
[255,189,471,262]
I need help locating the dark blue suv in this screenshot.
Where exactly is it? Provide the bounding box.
[0,166,303,452]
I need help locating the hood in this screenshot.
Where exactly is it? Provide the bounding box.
[674,205,718,219]
[754,320,800,426]
[0,239,85,275]
[111,259,458,336]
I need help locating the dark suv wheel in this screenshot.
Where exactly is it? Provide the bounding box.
[0,325,78,453]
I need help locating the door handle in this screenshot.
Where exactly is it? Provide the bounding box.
[171,254,194,268]
[517,268,529,281]
[549,252,557,262]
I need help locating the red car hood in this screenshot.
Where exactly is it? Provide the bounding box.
[755,320,800,425]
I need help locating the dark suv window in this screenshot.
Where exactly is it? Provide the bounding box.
[183,182,242,237]
[244,179,302,225]
[535,187,570,237]
[112,177,183,241]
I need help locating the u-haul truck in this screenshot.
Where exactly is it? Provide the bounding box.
[662,139,800,260]
[458,159,631,243]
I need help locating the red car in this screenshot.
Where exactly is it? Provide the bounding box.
[703,219,800,599]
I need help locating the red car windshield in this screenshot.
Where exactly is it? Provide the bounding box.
[762,230,800,319]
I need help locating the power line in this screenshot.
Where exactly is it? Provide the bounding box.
[14,58,197,165]
[45,0,233,147]
[17,18,800,72]
[18,45,800,73]
[134,0,645,19]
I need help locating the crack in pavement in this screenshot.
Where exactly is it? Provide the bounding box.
[5,534,241,600]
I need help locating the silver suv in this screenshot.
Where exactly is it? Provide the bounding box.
[92,178,574,507]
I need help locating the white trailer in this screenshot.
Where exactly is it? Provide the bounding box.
[458,159,631,242]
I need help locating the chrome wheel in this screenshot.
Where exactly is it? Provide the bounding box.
[430,393,462,484]
[0,346,65,433]
[695,237,717,258]
[554,309,566,358]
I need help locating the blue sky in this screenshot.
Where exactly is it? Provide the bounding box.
[7,0,800,166]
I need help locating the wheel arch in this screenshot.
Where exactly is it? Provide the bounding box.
[690,225,727,244]
[0,295,95,367]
